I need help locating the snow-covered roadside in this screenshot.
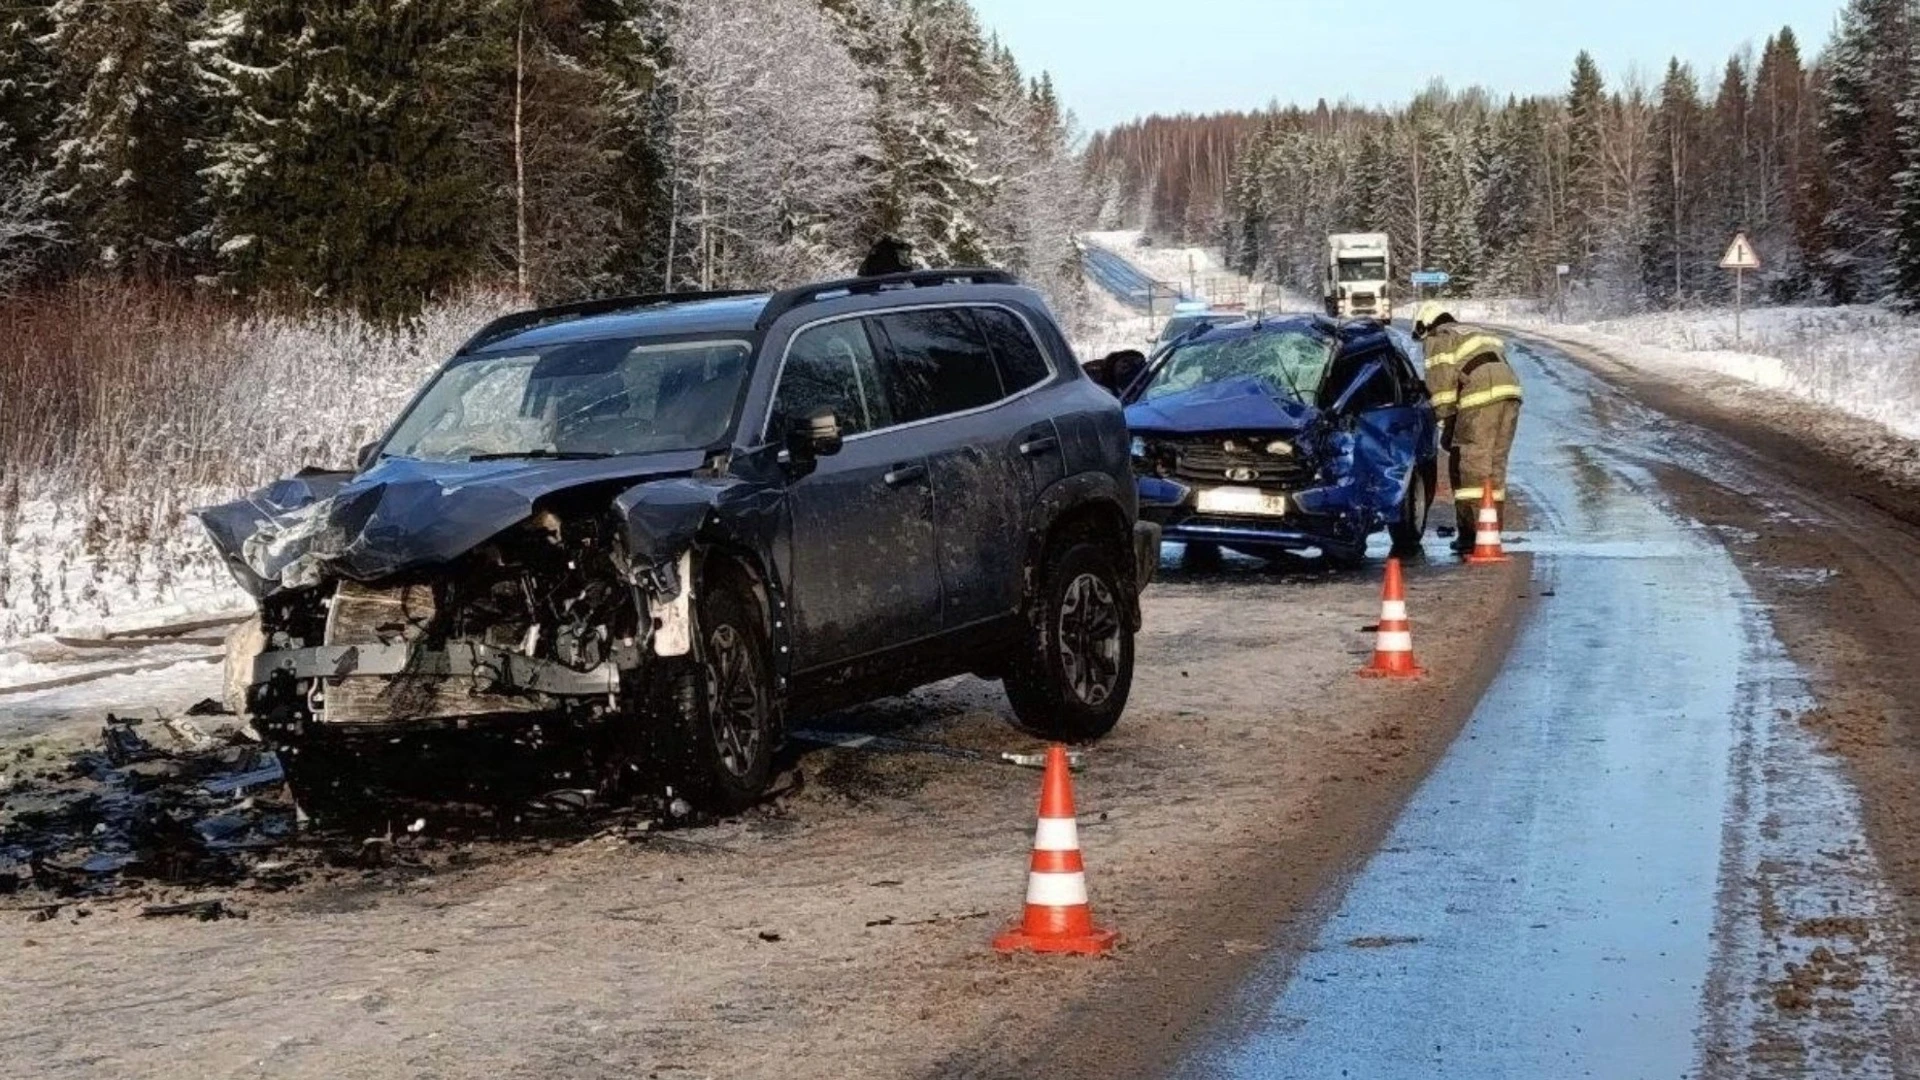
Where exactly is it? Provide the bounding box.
[1515,306,1920,443]
[1073,276,1158,359]
[0,293,509,647]
[1407,300,1920,445]
[1511,321,1920,495]
[1083,229,1316,313]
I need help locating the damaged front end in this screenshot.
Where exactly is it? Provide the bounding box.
[1127,375,1416,560]
[195,454,759,814]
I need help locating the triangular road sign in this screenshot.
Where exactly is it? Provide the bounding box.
[1720,232,1761,270]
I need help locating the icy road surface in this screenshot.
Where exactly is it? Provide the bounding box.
[1175,341,1919,1078]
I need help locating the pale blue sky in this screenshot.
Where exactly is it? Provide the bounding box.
[969,0,1846,134]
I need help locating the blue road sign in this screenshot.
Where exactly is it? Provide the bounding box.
[1410,270,1451,286]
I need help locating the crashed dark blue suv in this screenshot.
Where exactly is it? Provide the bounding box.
[199,270,1159,815]
[1099,315,1437,567]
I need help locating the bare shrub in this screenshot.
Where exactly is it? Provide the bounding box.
[0,281,513,638]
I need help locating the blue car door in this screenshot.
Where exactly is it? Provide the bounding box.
[1333,352,1425,515]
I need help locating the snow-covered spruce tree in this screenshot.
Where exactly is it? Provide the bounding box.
[1892,44,1920,309]
[1564,51,1607,274]
[44,0,213,276]
[0,0,62,292]
[655,0,872,289]
[1427,123,1484,295]
[1753,28,1814,300]
[203,0,492,320]
[880,7,995,266]
[1642,59,1707,307]
[1816,0,1913,303]
[1477,98,1551,296]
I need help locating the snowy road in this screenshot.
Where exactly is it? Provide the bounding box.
[1170,339,1920,1078]
[1081,243,1179,310]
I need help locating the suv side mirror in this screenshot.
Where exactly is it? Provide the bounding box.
[355,440,380,471]
[781,408,843,474]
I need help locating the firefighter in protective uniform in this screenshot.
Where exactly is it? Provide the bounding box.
[1412,301,1522,551]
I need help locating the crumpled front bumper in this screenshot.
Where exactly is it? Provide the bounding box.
[254,641,620,698]
[1136,476,1368,553]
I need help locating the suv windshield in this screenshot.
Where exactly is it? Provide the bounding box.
[1142,328,1334,403]
[381,337,750,462]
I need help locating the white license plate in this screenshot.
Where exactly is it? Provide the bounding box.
[1195,486,1287,517]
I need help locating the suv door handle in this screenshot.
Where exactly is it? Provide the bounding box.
[1019,436,1059,457]
[883,463,927,487]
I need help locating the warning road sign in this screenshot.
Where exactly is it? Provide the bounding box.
[1720,232,1761,271]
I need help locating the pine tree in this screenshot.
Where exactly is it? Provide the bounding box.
[205,0,492,319]
[45,0,213,276]
[0,0,62,289]
[1753,29,1812,299]
[1643,59,1706,306]
[1816,0,1912,302]
[1565,51,1606,273]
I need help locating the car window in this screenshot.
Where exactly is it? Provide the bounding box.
[1324,349,1400,411]
[1387,343,1427,400]
[973,306,1052,393]
[770,320,894,439]
[870,308,1004,424]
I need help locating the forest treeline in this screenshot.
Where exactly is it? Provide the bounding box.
[1086,2,1920,312]
[0,0,1084,319]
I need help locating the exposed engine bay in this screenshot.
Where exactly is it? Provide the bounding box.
[194,449,776,817]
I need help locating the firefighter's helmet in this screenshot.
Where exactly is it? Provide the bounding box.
[1412,301,1454,339]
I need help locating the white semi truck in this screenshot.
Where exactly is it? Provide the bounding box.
[1325,233,1392,319]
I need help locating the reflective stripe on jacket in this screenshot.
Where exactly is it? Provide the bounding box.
[1423,322,1520,419]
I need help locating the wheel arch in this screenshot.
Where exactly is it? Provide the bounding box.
[1025,472,1142,630]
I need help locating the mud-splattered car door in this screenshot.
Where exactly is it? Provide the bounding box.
[866,307,1035,629]
[772,317,942,669]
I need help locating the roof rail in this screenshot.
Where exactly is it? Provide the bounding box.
[754,267,1018,330]
[456,289,764,355]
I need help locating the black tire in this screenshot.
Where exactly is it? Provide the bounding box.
[1004,539,1136,741]
[1182,540,1222,569]
[1388,466,1433,557]
[1322,543,1367,570]
[650,569,777,812]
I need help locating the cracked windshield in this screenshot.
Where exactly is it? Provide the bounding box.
[380,339,750,461]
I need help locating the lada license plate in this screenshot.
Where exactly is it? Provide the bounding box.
[1196,486,1287,517]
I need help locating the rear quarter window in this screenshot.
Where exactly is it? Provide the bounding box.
[973,306,1052,393]
[869,308,1004,423]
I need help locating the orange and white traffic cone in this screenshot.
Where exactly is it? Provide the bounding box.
[1466,487,1511,565]
[1358,556,1425,679]
[994,744,1118,956]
